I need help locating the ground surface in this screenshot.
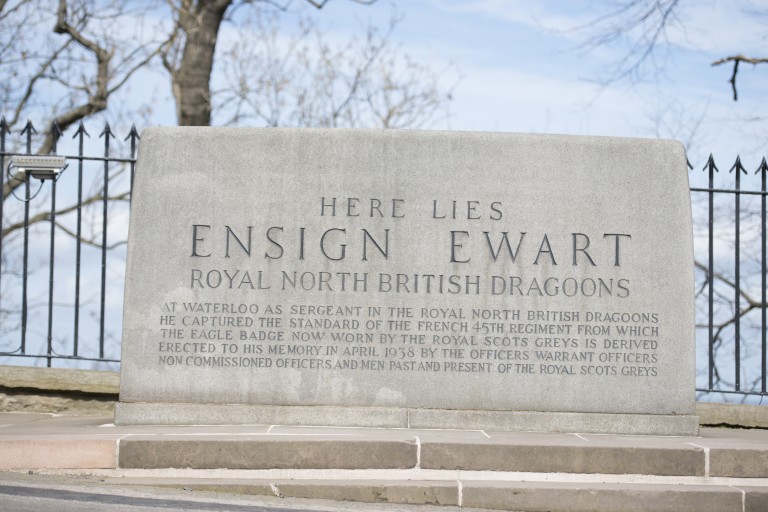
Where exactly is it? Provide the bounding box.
[0,472,485,512]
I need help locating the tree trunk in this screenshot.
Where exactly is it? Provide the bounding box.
[174,1,231,126]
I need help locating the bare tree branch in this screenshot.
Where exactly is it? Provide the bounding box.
[9,41,72,127]
[578,1,767,102]
[575,0,680,84]
[54,221,128,250]
[2,1,171,201]
[711,55,768,101]
[1,191,130,239]
[694,260,763,308]
[304,0,376,7]
[2,0,451,241]
[213,7,455,129]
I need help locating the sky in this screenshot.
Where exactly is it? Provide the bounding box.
[296,0,766,165]
[32,0,763,166]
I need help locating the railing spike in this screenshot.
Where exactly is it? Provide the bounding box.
[20,119,36,135]
[125,124,140,142]
[729,155,748,175]
[50,121,63,153]
[703,153,719,173]
[73,120,90,138]
[51,121,63,139]
[0,116,10,135]
[756,157,768,175]
[99,121,114,139]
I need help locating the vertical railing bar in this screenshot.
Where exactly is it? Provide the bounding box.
[47,180,54,366]
[98,123,113,359]
[46,123,62,368]
[0,118,8,312]
[72,122,88,357]
[20,121,35,355]
[731,156,744,392]
[760,159,767,393]
[706,155,717,390]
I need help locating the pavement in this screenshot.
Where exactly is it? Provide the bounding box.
[1,412,768,511]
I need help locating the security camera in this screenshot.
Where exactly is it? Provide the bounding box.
[8,155,67,181]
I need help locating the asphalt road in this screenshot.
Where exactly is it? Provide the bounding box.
[0,473,480,512]
[0,484,319,512]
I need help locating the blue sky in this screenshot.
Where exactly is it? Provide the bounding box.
[297,0,766,165]
[99,0,766,166]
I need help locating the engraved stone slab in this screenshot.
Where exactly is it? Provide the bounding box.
[117,128,697,434]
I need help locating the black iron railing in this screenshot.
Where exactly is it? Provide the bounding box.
[0,119,137,367]
[0,119,766,400]
[691,156,768,400]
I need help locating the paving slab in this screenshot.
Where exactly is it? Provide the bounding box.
[107,478,766,511]
[0,413,58,426]
[274,480,459,506]
[0,414,115,435]
[461,481,745,512]
[0,439,117,470]
[408,409,700,436]
[267,425,491,441]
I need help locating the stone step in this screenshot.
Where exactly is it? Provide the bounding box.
[108,478,768,512]
[3,414,767,510]
[119,434,710,475]
[2,415,767,478]
[112,426,768,478]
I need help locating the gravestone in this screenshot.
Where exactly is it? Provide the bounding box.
[116,128,698,435]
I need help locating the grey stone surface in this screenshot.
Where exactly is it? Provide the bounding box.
[697,402,768,428]
[744,486,768,512]
[275,481,459,506]
[0,365,119,395]
[710,447,768,478]
[118,436,418,470]
[696,427,768,477]
[119,128,695,433]
[119,479,459,506]
[114,402,699,434]
[0,439,117,470]
[114,402,408,427]
[460,482,745,512]
[420,440,705,475]
[408,408,699,435]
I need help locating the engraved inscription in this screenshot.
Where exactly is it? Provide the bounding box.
[156,300,660,380]
[152,196,655,380]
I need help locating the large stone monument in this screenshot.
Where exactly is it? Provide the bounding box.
[116,128,697,435]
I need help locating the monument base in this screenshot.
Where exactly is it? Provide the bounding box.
[114,402,699,436]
